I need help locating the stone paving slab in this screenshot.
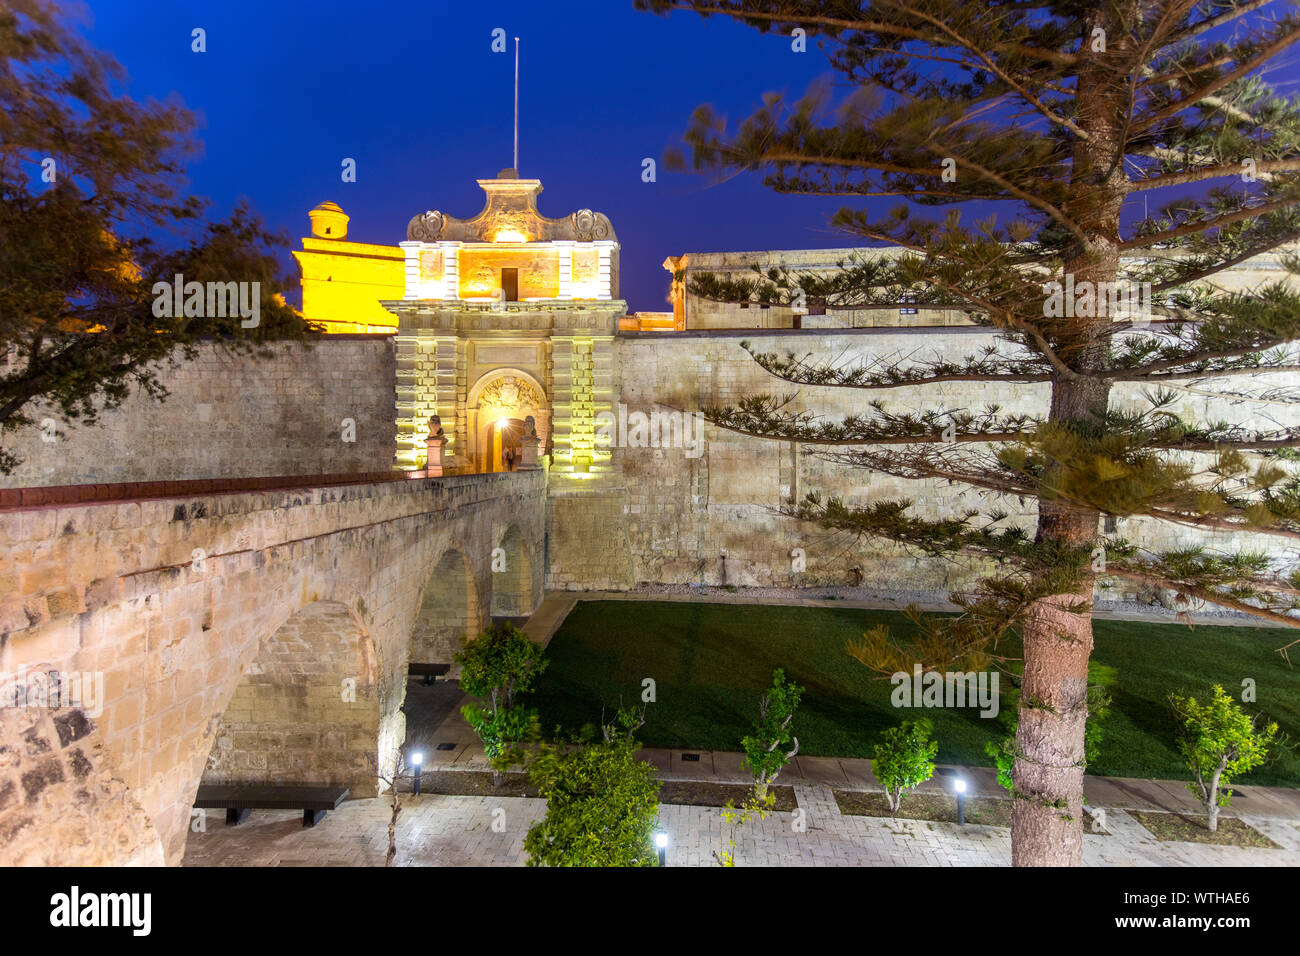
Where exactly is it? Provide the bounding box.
[182,789,1300,867]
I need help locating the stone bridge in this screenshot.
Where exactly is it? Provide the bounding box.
[0,469,545,866]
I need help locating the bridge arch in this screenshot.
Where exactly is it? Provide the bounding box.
[410,548,484,664]
[490,522,539,617]
[199,601,383,801]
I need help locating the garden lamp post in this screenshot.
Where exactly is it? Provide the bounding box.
[411,751,424,796]
[954,776,967,826]
[655,831,668,866]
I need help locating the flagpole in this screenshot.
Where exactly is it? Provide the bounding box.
[513,37,519,172]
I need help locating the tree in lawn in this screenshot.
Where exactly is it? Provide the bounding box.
[985,662,1115,795]
[639,0,1300,865]
[1170,684,1279,832]
[742,667,803,799]
[716,667,803,866]
[524,708,661,867]
[455,623,547,786]
[0,0,316,472]
[873,718,939,815]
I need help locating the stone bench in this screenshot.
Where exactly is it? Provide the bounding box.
[194,784,350,828]
[408,662,451,685]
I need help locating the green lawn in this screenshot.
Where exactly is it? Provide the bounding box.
[526,600,1300,787]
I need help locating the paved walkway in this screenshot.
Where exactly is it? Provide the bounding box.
[183,591,1300,867]
[181,785,1300,867]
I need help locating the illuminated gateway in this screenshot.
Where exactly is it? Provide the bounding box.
[297,169,627,477]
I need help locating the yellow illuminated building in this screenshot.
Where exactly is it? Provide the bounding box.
[292,202,404,333]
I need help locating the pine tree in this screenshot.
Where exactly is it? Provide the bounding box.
[638,0,1300,865]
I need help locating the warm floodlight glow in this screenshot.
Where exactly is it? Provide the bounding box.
[493,229,527,243]
[497,417,509,429]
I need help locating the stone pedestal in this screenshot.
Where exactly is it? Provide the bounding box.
[518,416,541,471]
[423,416,449,476]
[425,436,449,476]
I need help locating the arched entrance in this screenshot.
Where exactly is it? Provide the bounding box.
[467,370,548,473]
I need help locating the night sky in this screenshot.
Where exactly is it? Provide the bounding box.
[80,0,876,312]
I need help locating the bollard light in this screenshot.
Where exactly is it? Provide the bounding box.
[411,751,424,796]
[654,830,668,867]
[953,776,967,826]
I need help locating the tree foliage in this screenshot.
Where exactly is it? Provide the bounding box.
[0,0,318,472]
[523,709,661,867]
[638,0,1300,864]
[872,718,939,814]
[1170,683,1279,831]
[741,667,804,796]
[456,623,547,784]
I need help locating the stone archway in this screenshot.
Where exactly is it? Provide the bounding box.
[490,523,538,617]
[467,369,549,473]
[410,549,484,664]
[199,602,382,800]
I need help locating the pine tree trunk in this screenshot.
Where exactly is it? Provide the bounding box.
[1012,0,1132,866]
[1012,526,1096,866]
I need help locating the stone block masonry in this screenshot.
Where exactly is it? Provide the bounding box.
[0,469,545,866]
[0,336,397,488]
[543,327,1300,596]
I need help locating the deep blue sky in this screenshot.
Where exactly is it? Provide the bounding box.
[81,0,875,312]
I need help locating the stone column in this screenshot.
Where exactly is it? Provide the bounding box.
[594,240,616,300]
[438,241,462,301]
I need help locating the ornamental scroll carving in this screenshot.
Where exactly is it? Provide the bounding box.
[571,209,611,242]
[407,210,445,242]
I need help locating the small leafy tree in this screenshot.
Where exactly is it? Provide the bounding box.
[987,662,1115,792]
[716,668,803,866]
[1170,684,1279,832]
[714,787,775,868]
[524,708,661,867]
[873,719,939,815]
[456,623,547,786]
[741,667,803,799]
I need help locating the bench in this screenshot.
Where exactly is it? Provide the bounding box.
[408,662,450,685]
[194,784,350,828]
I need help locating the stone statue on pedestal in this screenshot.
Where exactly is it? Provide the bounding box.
[424,415,449,476]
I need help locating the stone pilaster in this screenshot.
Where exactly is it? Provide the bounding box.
[439,242,461,301]
[555,241,575,300]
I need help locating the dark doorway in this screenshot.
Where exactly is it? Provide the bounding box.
[501,268,519,302]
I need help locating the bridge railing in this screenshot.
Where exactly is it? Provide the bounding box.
[0,467,534,511]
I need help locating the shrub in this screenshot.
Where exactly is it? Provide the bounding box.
[741,667,803,799]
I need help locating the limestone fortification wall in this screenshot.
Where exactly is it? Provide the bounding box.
[0,336,397,488]
[546,328,1300,596]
